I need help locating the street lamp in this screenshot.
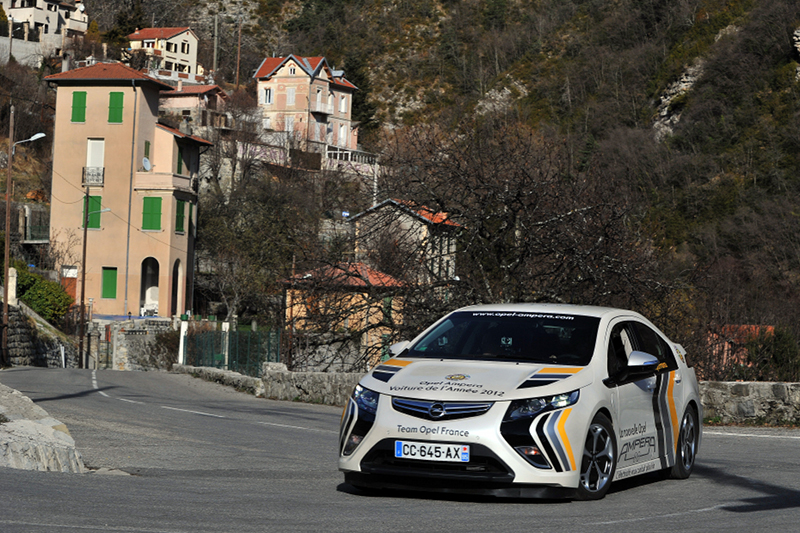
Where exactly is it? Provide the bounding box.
[2,104,45,367]
[79,203,110,370]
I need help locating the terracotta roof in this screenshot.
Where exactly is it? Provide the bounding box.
[285,263,402,289]
[128,27,193,41]
[45,62,173,90]
[156,123,213,146]
[252,54,357,90]
[160,84,228,98]
[349,198,461,227]
[716,324,775,343]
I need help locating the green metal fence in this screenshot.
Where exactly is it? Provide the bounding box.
[185,330,280,377]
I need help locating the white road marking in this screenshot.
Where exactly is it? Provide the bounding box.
[704,430,800,440]
[161,406,225,418]
[118,398,144,404]
[91,369,109,397]
[595,503,727,525]
[256,421,337,434]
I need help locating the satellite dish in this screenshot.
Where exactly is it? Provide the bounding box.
[142,157,152,171]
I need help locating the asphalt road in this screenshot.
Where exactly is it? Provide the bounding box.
[0,367,798,533]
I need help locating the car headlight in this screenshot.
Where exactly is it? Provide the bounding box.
[353,384,379,415]
[503,390,579,421]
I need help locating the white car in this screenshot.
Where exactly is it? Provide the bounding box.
[339,304,701,499]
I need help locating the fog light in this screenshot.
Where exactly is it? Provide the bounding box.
[515,445,551,469]
[343,434,364,456]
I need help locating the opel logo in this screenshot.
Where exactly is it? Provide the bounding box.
[428,403,446,419]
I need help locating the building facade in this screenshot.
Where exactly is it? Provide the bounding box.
[3,0,88,38]
[45,62,211,317]
[253,55,358,151]
[127,27,199,75]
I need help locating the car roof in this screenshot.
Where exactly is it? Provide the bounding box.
[454,303,639,320]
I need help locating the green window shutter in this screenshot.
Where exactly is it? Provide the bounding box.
[101,267,117,299]
[177,146,184,174]
[71,91,86,122]
[82,195,102,229]
[108,92,124,123]
[142,197,162,230]
[176,200,185,233]
[144,140,151,159]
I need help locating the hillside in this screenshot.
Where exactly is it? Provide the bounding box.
[5,0,800,378]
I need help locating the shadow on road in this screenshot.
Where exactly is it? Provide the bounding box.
[694,462,800,513]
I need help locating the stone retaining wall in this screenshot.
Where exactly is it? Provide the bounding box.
[173,366,800,423]
[699,381,800,424]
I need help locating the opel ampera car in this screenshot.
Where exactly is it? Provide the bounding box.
[339,304,701,499]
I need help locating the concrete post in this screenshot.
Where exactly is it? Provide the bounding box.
[178,318,188,365]
[8,267,17,306]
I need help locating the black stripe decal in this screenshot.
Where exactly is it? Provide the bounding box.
[651,373,668,469]
[518,379,558,389]
[659,373,675,465]
[536,413,562,473]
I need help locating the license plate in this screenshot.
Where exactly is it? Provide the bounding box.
[394,441,470,462]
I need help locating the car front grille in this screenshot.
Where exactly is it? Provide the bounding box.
[392,397,493,421]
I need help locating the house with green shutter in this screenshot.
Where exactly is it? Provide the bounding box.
[45,62,211,318]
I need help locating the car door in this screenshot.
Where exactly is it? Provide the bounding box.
[629,321,682,468]
[605,321,659,468]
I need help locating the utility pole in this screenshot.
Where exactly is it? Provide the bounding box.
[2,106,13,367]
[235,13,242,89]
[213,14,219,74]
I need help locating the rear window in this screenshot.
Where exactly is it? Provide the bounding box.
[406,311,600,366]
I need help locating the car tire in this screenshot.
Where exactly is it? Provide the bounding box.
[576,413,616,500]
[669,407,698,479]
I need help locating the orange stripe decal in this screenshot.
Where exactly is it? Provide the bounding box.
[668,372,679,450]
[383,358,413,367]
[539,367,582,375]
[557,408,576,471]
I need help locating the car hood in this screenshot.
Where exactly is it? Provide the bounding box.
[361,358,594,401]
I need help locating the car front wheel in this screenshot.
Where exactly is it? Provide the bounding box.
[669,407,698,479]
[576,413,616,500]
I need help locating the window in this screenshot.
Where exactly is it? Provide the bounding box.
[166,42,176,52]
[263,87,273,105]
[339,95,347,114]
[630,322,678,371]
[177,146,184,174]
[263,117,272,130]
[175,200,186,233]
[289,66,296,75]
[101,267,117,299]
[142,197,162,230]
[181,42,190,54]
[339,124,347,147]
[108,92,124,123]
[71,91,86,122]
[287,87,296,106]
[165,61,174,70]
[82,195,102,229]
[144,140,151,159]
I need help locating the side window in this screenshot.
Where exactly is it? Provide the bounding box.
[631,322,677,371]
[607,322,634,378]
[108,92,124,123]
[142,197,162,230]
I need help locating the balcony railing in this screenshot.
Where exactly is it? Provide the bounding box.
[24,225,49,243]
[309,101,333,115]
[82,166,105,186]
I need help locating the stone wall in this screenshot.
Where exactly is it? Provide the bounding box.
[107,318,176,371]
[174,363,363,406]
[174,365,800,424]
[699,381,800,424]
[6,306,78,368]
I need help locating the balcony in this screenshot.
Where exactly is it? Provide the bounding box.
[309,100,333,115]
[82,167,105,187]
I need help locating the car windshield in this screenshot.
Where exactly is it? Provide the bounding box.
[406,311,600,366]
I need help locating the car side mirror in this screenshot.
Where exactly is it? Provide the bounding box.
[388,341,410,357]
[627,350,659,377]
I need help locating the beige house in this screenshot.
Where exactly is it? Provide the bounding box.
[159,83,229,132]
[127,27,199,75]
[253,55,358,151]
[45,62,211,317]
[283,262,403,366]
